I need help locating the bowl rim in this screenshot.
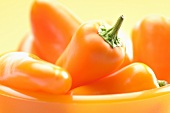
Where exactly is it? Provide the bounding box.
[0,84,170,103]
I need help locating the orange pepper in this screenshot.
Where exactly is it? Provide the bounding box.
[132,15,170,83]
[24,0,81,63]
[0,52,72,94]
[116,31,133,70]
[56,16,125,89]
[69,63,167,95]
[18,33,37,54]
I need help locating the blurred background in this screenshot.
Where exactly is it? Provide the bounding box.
[0,0,170,54]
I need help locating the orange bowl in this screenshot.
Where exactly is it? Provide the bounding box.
[0,84,170,113]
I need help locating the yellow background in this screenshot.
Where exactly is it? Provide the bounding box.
[0,0,170,54]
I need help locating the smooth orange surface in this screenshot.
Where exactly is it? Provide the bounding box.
[1,0,170,113]
[18,33,37,53]
[70,63,159,95]
[132,15,170,83]
[0,52,71,94]
[56,19,125,89]
[28,0,81,63]
[1,0,170,54]
[0,84,170,113]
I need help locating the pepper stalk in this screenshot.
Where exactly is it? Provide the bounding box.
[98,15,124,48]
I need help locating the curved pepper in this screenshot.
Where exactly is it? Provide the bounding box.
[132,15,170,83]
[28,0,81,63]
[116,30,133,70]
[18,33,37,53]
[56,16,125,89]
[0,52,72,94]
[69,63,167,95]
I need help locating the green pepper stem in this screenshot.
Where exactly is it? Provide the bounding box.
[98,15,124,48]
[158,80,168,87]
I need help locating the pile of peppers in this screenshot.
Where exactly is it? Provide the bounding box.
[0,0,169,96]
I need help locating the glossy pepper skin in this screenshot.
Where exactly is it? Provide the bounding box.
[0,52,72,94]
[116,31,133,70]
[18,33,37,54]
[30,0,81,63]
[56,16,125,89]
[69,63,162,95]
[132,15,170,83]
